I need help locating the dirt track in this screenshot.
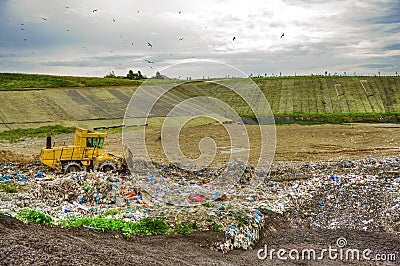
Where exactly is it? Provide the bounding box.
[1,123,399,164]
[1,123,400,265]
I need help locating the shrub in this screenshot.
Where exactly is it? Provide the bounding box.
[16,209,53,225]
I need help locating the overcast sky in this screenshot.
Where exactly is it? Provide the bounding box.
[0,0,399,78]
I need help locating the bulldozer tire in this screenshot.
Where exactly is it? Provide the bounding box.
[98,160,116,172]
[64,162,82,173]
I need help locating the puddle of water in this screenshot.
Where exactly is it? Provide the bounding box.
[218,146,250,154]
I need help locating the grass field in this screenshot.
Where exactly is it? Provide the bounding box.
[0,73,399,133]
[0,73,142,90]
[0,125,76,143]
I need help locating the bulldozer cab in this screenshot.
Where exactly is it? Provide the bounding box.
[73,128,107,158]
[74,128,106,149]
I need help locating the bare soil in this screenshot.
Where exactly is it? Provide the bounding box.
[1,123,400,265]
[1,123,400,164]
[1,212,399,265]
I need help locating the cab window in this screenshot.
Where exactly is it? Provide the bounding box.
[98,138,104,148]
[87,138,97,148]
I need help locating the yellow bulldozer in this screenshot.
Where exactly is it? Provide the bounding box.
[39,128,124,173]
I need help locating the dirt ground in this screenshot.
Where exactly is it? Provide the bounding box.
[1,123,400,265]
[1,211,399,265]
[1,123,399,165]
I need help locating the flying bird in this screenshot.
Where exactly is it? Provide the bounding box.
[280,33,284,38]
[178,11,182,14]
[21,28,24,30]
[66,6,69,8]
[23,38,27,41]
[233,36,236,41]
[147,42,153,48]
[113,18,116,22]
[179,37,184,41]
[145,59,154,64]
[92,9,97,13]
[41,17,47,21]
[21,23,24,25]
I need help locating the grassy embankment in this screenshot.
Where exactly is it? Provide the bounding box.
[151,76,400,123]
[0,125,76,143]
[0,73,142,90]
[0,74,399,140]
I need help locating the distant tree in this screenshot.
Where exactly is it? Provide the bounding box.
[127,70,145,80]
[378,71,381,77]
[127,70,134,80]
[104,71,116,78]
[155,71,163,79]
[344,71,347,76]
[325,70,328,75]
[396,71,398,76]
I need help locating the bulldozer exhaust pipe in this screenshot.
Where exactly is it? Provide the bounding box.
[46,134,52,149]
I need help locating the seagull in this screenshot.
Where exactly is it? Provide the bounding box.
[145,59,154,64]
[280,33,284,38]
[66,6,69,8]
[147,42,153,48]
[113,18,116,22]
[233,36,236,41]
[41,17,47,21]
[92,9,97,13]
[21,23,24,26]
[179,37,184,41]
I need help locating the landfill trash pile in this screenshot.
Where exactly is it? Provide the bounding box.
[0,155,399,253]
[282,156,400,233]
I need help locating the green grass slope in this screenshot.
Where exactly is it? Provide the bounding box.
[0,74,399,132]
[0,73,142,90]
[255,76,400,114]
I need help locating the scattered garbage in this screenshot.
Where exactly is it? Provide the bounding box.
[0,155,399,252]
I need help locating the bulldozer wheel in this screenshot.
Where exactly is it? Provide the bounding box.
[64,162,82,173]
[98,161,116,173]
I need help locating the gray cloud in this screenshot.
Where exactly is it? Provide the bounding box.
[359,63,396,69]
[0,0,398,77]
[382,43,400,51]
[368,1,400,24]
